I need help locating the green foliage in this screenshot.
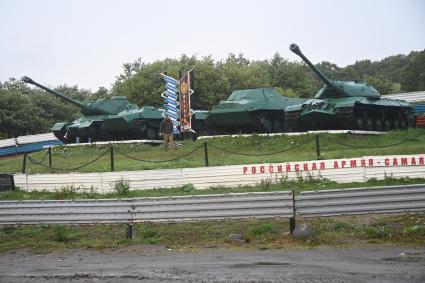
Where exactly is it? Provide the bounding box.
[1,48,424,139]
[52,225,72,242]
[113,178,131,195]
[249,223,278,236]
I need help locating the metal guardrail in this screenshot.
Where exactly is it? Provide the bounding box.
[295,184,425,217]
[1,185,425,225]
[0,191,293,225]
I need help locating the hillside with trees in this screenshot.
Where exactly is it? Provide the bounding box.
[1,49,424,138]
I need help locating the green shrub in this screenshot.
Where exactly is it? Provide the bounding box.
[113,179,130,195]
[52,225,71,242]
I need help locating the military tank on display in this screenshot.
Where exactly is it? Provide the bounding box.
[284,44,414,131]
[22,76,164,143]
[205,88,305,134]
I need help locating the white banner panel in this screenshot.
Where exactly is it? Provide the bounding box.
[14,154,425,192]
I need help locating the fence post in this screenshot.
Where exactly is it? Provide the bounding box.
[290,189,296,235]
[110,144,115,172]
[126,205,135,239]
[22,153,27,174]
[203,141,209,166]
[48,147,52,170]
[315,134,321,160]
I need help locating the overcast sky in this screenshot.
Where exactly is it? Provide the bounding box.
[0,0,424,90]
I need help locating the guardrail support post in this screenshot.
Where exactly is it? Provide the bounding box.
[203,141,209,166]
[110,144,115,172]
[22,153,27,174]
[315,134,321,160]
[126,223,134,239]
[290,190,296,235]
[48,147,52,170]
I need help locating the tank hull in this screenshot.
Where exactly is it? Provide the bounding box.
[206,88,305,134]
[285,97,415,131]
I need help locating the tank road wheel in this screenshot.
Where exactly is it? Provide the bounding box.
[383,116,392,131]
[354,113,364,130]
[272,120,283,133]
[398,113,408,130]
[260,116,272,133]
[365,113,374,131]
[392,118,400,130]
[146,127,158,140]
[375,118,383,131]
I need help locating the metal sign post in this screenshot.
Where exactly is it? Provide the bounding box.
[160,70,195,134]
[160,74,180,134]
[178,69,195,133]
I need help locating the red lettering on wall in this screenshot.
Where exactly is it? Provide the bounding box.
[350,160,357,168]
[341,160,346,168]
[420,157,424,165]
[385,158,390,166]
[277,165,283,173]
[286,164,291,172]
[243,167,248,174]
[294,164,299,171]
[312,163,317,170]
[411,158,416,165]
[401,158,408,166]
[393,158,398,166]
[361,160,366,167]
[269,165,274,173]
[303,163,308,171]
[320,162,325,169]
[260,166,265,173]
[252,167,257,174]
[333,161,339,169]
[368,159,374,166]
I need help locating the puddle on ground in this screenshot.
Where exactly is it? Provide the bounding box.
[382,252,425,262]
[230,262,291,268]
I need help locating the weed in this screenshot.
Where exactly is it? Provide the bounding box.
[113,178,130,196]
[249,223,277,236]
[356,226,391,239]
[52,225,72,242]
[333,221,353,231]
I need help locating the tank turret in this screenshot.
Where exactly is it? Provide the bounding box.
[289,44,380,99]
[22,76,136,115]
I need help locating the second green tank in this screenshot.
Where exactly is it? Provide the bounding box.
[205,88,305,134]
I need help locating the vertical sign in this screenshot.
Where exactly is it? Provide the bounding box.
[160,74,180,134]
[178,70,194,132]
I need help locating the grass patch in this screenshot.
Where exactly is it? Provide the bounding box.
[305,213,425,245]
[1,213,423,254]
[1,129,424,174]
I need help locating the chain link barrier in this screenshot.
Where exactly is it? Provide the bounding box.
[27,150,48,165]
[207,136,316,156]
[22,130,425,171]
[27,149,109,171]
[324,130,425,149]
[114,144,204,163]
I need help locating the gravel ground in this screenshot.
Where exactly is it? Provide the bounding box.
[0,245,424,282]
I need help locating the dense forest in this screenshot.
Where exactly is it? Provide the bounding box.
[1,49,424,139]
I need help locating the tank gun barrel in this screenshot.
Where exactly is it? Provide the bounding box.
[289,43,333,88]
[22,76,86,109]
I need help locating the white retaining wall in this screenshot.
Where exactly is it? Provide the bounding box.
[13,154,425,192]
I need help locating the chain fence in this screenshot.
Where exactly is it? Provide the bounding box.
[20,130,425,173]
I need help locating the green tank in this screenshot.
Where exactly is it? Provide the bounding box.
[285,44,415,131]
[206,88,305,134]
[23,76,164,143]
